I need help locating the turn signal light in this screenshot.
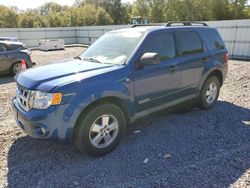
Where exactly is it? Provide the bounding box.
[52,93,62,105]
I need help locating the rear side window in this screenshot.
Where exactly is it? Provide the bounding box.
[203,30,224,50]
[0,44,6,52]
[143,32,176,60]
[175,31,203,56]
[5,44,20,51]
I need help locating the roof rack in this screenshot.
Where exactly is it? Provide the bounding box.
[131,24,163,28]
[130,22,208,28]
[165,21,208,27]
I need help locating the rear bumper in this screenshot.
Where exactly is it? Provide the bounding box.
[25,57,34,68]
[12,97,83,142]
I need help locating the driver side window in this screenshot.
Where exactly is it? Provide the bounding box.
[143,32,176,61]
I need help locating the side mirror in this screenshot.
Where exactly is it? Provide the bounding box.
[140,52,160,65]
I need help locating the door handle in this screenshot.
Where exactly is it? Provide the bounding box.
[202,57,209,63]
[170,65,176,72]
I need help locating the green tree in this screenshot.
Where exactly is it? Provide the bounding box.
[120,3,131,24]
[229,0,248,19]
[100,0,127,24]
[149,0,166,23]
[39,2,63,15]
[0,5,18,28]
[163,0,182,21]
[76,4,97,25]
[46,11,70,27]
[76,4,113,26]
[1,0,250,28]
[210,0,232,20]
[96,7,113,25]
[18,9,47,28]
[132,0,150,17]
[194,0,214,21]
[69,7,79,26]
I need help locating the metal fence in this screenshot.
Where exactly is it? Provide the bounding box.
[207,19,250,59]
[0,27,78,47]
[0,25,129,48]
[0,19,250,59]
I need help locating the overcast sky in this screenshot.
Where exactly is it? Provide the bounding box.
[1,0,134,10]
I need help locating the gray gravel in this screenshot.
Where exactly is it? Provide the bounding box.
[0,48,250,188]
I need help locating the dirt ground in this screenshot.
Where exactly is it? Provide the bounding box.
[0,47,249,187]
[0,47,85,187]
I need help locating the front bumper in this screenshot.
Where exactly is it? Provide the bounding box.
[12,97,82,142]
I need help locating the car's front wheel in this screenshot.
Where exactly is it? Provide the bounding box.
[198,76,221,109]
[74,103,126,157]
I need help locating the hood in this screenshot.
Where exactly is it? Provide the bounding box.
[16,59,122,91]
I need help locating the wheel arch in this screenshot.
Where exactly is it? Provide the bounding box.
[209,70,223,86]
[199,69,223,90]
[73,96,132,138]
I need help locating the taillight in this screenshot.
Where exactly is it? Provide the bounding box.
[225,52,229,64]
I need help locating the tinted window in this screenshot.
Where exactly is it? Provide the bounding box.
[143,32,176,60]
[6,44,21,51]
[176,31,203,56]
[203,30,224,50]
[0,44,6,52]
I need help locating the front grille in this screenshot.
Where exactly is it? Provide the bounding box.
[16,85,32,111]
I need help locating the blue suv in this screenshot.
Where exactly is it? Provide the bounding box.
[12,22,228,156]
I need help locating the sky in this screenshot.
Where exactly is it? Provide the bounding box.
[0,0,134,10]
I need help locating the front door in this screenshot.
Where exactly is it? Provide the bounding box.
[0,43,9,72]
[133,31,181,112]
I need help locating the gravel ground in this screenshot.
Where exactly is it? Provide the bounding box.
[0,48,249,188]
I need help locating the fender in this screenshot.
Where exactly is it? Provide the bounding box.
[198,61,224,90]
[71,78,135,117]
[51,64,136,124]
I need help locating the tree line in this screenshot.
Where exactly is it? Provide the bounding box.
[0,0,249,28]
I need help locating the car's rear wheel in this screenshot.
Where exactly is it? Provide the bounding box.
[10,61,22,75]
[74,103,126,157]
[198,76,220,109]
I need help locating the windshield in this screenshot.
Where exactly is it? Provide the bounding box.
[80,31,144,65]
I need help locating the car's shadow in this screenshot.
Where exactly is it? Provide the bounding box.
[0,74,15,85]
[7,101,250,187]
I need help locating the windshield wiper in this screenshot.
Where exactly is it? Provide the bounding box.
[74,56,83,60]
[82,57,102,64]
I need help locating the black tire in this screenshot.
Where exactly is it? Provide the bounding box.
[10,61,21,76]
[198,76,220,109]
[74,103,126,157]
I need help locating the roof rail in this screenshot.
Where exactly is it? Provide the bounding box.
[165,21,208,27]
[131,24,163,28]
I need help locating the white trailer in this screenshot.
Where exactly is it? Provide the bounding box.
[38,39,64,51]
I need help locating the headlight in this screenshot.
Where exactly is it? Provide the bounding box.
[30,91,62,109]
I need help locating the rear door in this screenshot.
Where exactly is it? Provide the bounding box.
[174,30,209,97]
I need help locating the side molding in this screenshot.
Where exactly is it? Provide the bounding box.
[130,94,197,123]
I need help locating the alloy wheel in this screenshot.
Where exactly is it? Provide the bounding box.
[205,82,218,104]
[89,114,119,148]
